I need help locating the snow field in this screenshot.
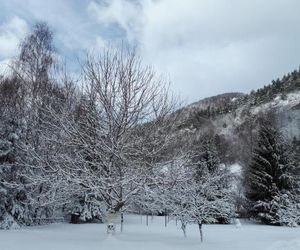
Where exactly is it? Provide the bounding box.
[1,215,300,250]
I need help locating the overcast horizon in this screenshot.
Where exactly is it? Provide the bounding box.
[1,0,300,104]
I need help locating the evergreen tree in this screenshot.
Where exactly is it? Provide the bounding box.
[192,135,220,179]
[0,104,31,229]
[244,116,299,225]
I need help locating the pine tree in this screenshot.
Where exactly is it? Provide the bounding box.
[192,136,220,179]
[0,114,32,229]
[245,116,299,225]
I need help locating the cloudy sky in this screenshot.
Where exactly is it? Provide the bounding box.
[1,0,300,103]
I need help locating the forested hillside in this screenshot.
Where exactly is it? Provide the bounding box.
[173,70,300,167]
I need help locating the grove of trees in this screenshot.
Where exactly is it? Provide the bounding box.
[0,22,299,237]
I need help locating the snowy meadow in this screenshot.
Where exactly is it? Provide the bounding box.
[1,215,300,250]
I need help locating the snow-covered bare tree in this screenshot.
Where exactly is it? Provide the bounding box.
[185,171,235,242]
[150,150,234,241]
[30,47,178,224]
[163,157,193,237]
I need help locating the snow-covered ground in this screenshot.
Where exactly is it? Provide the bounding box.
[1,215,300,250]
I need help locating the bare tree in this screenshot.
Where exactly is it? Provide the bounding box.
[15,22,54,100]
[32,47,178,224]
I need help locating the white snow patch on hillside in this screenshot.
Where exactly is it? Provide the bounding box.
[230,163,242,175]
[251,91,300,115]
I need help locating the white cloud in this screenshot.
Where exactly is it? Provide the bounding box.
[84,0,300,101]
[0,16,28,59]
[1,0,300,102]
[95,36,108,49]
[0,59,12,75]
[137,0,300,101]
[87,0,144,43]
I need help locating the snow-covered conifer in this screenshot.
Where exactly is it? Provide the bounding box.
[245,115,299,225]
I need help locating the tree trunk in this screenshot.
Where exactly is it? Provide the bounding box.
[164,208,167,227]
[120,212,124,232]
[198,223,203,242]
[181,221,187,237]
[70,214,80,224]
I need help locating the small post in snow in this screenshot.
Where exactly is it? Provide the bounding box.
[164,208,167,227]
[235,218,242,228]
[106,212,118,235]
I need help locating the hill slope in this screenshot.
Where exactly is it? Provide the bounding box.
[171,68,300,166]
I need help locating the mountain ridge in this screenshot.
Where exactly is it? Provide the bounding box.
[170,68,300,166]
